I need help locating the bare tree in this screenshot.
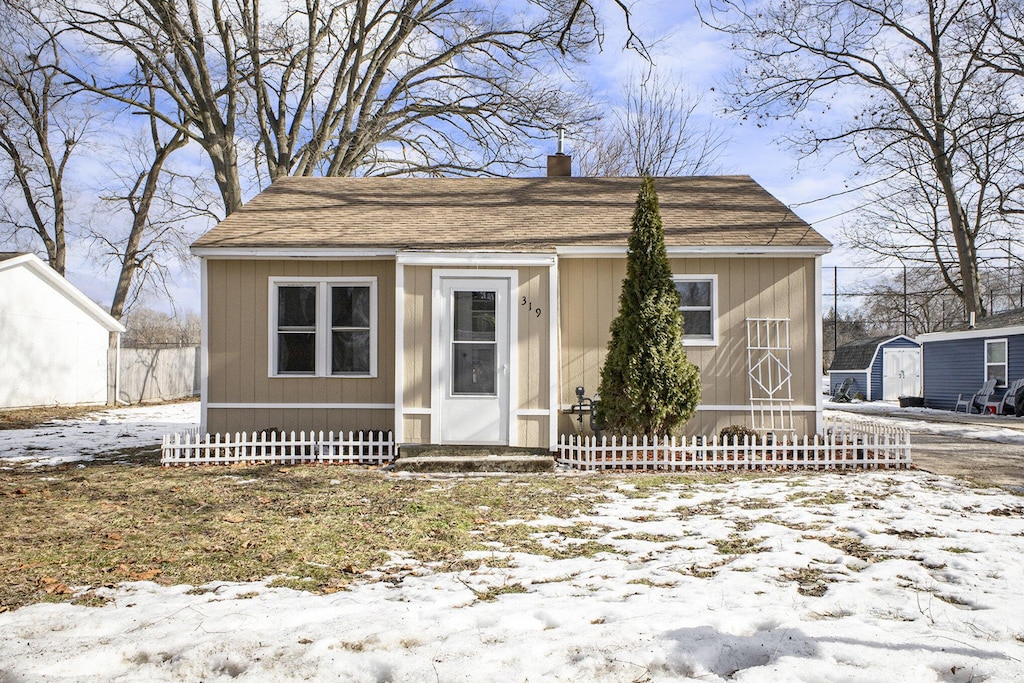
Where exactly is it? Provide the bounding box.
[61,0,598,216]
[89,106,191,321]
[575,71,727,177]
[120,306,200,347]
[0,5,87,275]
[980,0,1024,216]
[700,0,1023,320]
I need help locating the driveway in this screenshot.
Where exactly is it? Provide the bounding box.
[910,432,1024,494]
[829,405,1024,494]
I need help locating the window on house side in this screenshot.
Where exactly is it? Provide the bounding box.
[673,275,717,345]
[985,339,1007,385]
[331,285,372,375]
[277,286,317,374]
[271,278,377,377]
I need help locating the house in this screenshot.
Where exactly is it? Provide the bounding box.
[828,335,921,401]
[190,168,831,450]
[918,308,1024,411]
[0,253,125,409]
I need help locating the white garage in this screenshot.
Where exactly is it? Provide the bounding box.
[0,253,125,409]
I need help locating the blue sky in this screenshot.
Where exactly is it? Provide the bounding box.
[55,0,860,316]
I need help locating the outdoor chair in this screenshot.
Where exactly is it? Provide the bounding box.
[954,378,997,414]
[993,378,1024,415]
[831,377,854,403]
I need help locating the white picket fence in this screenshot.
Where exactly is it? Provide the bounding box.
[556,416,911,472]
[160,430,395,466]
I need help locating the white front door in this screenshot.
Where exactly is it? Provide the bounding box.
[436,277,511,444]
[882,348,922,400]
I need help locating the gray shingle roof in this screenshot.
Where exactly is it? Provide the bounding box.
[192,175,831,251]
[941,308,1024,332]
[829,336,901,371]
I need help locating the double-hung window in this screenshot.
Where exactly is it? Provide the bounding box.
[673,275,718,345]
[985,339,1007,385]
[271,278,377,377]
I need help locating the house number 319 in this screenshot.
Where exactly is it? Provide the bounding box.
[520,296,542,317]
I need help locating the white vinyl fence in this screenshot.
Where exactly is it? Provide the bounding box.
[161,430,395,466]
[557,416,910,471]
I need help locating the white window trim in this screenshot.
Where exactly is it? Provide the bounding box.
[673,274,718,346]
[985,338,1008,385]
[268,276,378,378]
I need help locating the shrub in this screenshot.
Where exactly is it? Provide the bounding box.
[719,425,758,442]
[596,177,701,436]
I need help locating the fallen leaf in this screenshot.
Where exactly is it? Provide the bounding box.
[131,569,162,581]
[14,488,28,496]
[224,515,245,523]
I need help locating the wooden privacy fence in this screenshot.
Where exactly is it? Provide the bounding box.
[556,416,911,471]
[160,430,395,466]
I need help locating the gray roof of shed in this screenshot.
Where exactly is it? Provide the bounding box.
[829,336,903,372]
[192,175,831,252]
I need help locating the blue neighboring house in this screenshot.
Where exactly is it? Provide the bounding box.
[828,335,921,401]
[917,308,1024,411]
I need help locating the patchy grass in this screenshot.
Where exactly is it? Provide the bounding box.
[0,465,621,611]
[711,534,768,555]
[6,466,764,611]
[812,534,891,563]
[780,567,835,597]
[942,546,975,554]
[786,490,848,506]
[0,405,107,431]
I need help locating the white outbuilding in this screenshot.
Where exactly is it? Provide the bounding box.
[0,253,125,409]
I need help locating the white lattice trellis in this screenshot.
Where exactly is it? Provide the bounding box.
[747,318,794,435]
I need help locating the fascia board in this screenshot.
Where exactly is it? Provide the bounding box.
[556,245,831,257]
[2,253,125,332]
[918,326,1024,342]
[191,247,398,259]
[396,251,556,266]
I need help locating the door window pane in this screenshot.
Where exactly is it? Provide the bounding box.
[453,291,496,342]
[452,343,496,395]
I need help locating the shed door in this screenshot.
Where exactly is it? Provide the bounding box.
[883,348,922,400]
[436,277,510,444]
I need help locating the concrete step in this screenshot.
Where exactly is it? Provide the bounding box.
[393,445,554,473]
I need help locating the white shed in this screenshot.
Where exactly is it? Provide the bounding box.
[0,253,125,409]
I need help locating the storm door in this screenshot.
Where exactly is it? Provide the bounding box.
[436,277,510,444]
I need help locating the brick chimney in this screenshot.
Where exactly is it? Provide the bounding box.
[547,153,571,177]
[546,125,571,177]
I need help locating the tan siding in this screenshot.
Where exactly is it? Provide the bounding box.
[402,414,430,443]
[207,407,393,435]
[206,259,395,412]
[558,257,820,437]
[399,265,553,448]
[516,415,547,448]
[516,267,549,411]
[403,266,432,410]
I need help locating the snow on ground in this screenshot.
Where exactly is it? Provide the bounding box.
[0,401,199,467]
[827,400,1024,445]
[2,402,1024,681]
